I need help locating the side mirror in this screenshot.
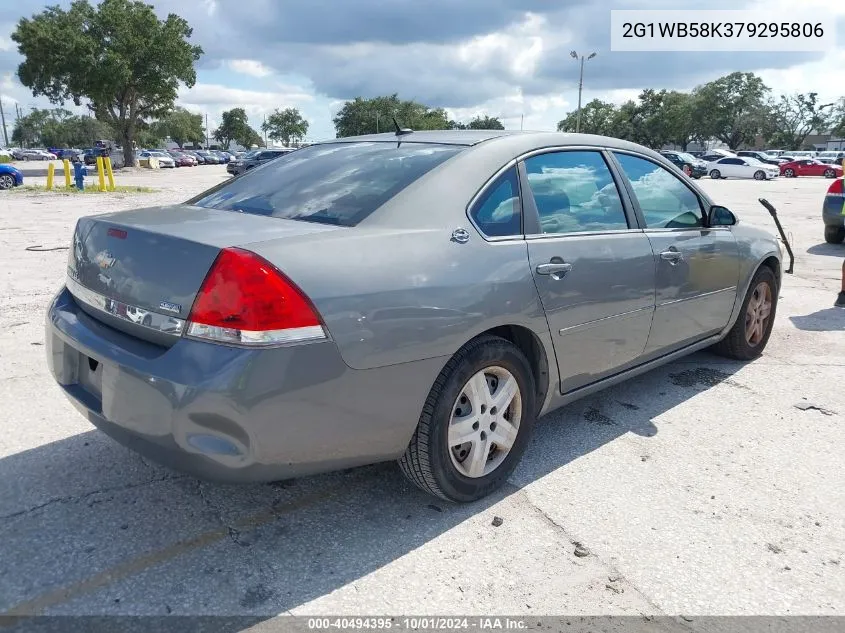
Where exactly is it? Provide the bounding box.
[708,205,736,227]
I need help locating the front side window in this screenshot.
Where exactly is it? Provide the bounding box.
[469,167,521,237]
[522,151,628,235]
[613,153,704,229]
[189,142,465,226]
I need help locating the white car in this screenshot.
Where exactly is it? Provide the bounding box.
[707,156,780,180]
[140,150,176,168]
[18,149,57,161]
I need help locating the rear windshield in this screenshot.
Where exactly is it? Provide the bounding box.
[188,141,465,226]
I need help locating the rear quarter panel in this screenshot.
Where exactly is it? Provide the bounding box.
[246,228,553,371]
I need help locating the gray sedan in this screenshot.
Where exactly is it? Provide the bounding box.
[46,130,782,502]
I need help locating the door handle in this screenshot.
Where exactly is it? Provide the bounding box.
[660,250,684,264]
[536,262,572,279]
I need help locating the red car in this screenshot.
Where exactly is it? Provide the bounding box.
[168,151,197,167]
[779,159,842,178]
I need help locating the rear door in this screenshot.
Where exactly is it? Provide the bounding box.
[520,148,656,394]
[611,151,739,356]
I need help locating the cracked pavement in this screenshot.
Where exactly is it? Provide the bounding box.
[0,167,843,618]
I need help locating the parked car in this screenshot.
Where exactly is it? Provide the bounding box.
[779,159,842,179]
[736,151,786,166]
[659,151,707,179]
[698,151,736,163]
[183,150,206,165]
[168,150,197,167]
[706,156,780,180]
[83,145,126,168]
[0,164,23,189]
[195,150,220,165]
[46,130,783,502]
[17,148,56,161]
[228,148,294,175]
[211,150,232,163]
[823,177,845,244]
[139,150,176,168]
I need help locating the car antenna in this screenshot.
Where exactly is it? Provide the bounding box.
[393,116,413,136]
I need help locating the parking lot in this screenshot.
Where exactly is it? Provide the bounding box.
[0,165,843,619]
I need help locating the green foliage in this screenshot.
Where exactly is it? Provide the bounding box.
[450,115,505,130]
[12,107,114,147]
[556,99,618,135]
[333,94,451,137]
[214,108,262,148]
[261,107,309,146]
[12,0,203,165]
[153,106,204,148]
[766,92,835,150]
[692,72,770,149]
[0,155,12,163]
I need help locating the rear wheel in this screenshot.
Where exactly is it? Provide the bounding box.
[711,267,777,360]
[753,170,765,180]
[709,169,722,179]
[824,225,845,244]
[399,335,535,502]
[824,168,836,178]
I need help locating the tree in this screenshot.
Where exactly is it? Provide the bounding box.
[557,99,619,136]
[662,91,703,151]
[261,107,309,146]
[213,108,261,148]
[692,72,771,149]
[465,115,504,130]
[154,106,204,148]
[766,93,835,150]
[11,107,114,147]
[333,94,450,137]
[12,0,203,166]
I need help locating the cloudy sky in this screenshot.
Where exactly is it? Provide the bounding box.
[1,0,843,142]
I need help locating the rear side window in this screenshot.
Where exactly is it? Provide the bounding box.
[189,142,465,226]
[470,167,521,237]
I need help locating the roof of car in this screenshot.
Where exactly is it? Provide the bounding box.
[313,129,664,156]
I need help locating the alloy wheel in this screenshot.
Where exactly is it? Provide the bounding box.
[745,282,773,346]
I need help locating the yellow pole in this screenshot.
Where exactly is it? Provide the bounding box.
[63,159,71,188]
[46,163,55,190]
[105,157,115,191]
[96,156,106,192]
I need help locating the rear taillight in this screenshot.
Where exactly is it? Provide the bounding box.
[827,177,844,197]
[186,247,325,346]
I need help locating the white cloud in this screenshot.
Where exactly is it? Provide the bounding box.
[227,59,274,78]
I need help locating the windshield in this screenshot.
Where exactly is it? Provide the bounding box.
[188,141,466,226]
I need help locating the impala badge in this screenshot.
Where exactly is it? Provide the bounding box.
[159,301,181,314]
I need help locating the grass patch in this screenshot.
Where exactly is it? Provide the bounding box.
[11,184,158,194]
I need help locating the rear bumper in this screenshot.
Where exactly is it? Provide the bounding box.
[823,195,845,227]
[46,287,441,483]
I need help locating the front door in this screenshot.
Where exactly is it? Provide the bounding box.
[520,149,656,394]
[611,152,740,356]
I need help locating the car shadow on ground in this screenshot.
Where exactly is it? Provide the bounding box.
[806,243,845,257]
[0,351,746,625]
[789,307,845,331]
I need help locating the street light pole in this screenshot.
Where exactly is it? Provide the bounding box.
[570,51,596,134]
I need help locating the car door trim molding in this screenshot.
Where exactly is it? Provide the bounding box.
[558,304,654,336]
[657,286,737,308]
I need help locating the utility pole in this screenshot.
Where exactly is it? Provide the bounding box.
[570,51,596,134]
[0,98,8,147]
[263,114,267,146]
[205,113,209,148]
[520,114,524,131]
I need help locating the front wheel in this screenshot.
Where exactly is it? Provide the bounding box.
[711,267,778,361]
[0,174,14,189]
[753,170,765,180]
[824,225,845,244]
[784,168,795,177]
[709,169,722,179]
[399,335,536,502]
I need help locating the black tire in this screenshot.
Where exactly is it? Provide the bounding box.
[709,169,721,179]
[711,267,778,361]
[399,335,536,503]
[824,225,845,244]
[692,174,701,179]
[753,170,765,180]
[824,169,836,178]
[784,168,795,177]
[0,174,14,189]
